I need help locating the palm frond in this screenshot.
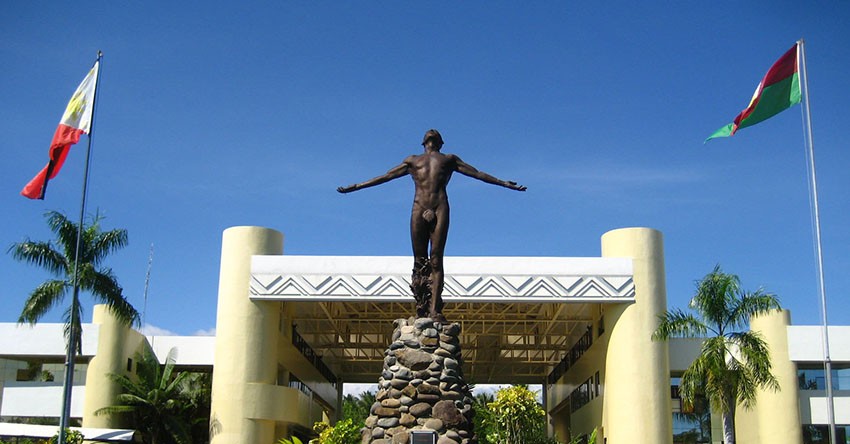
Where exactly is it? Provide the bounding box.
[90,228,129,267]
[729,332,779,391]
[691,265,739,333]
[95,405,138,416]
[46,211,80,260]
[165,371,191,396]
[652,309,708,340]
[84,267,139,327]
[160,348,179,390]
[135,351,162,389]
[162,415,192,444]
[682,333,735,412]
[100,347,198,444]
[8,240,67,276]
[115,393,154,407]
[18,280,68,324]
[106,374,148,398]
[727,289,781,331]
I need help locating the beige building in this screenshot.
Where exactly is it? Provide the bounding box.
[2,226,847,443]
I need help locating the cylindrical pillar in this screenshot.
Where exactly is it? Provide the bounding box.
[751,309,803,444]
[82,305,140,428]
[210,226,283,444]
[601,227,672,444]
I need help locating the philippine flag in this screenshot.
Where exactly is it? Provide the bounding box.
[21,60,100,199]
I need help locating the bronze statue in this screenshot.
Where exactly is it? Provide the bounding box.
[338,129,526,321]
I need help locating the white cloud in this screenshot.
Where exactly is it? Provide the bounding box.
[471,384,510,396]
[139,323,178,336]
[341,383,543,401]
[473,384,543,403]
[193,327,216,336]
[138,324,216,337]
[343,383,377,397]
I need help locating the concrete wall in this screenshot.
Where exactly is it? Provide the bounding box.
[0,383,85,418]
[546,319,607,442]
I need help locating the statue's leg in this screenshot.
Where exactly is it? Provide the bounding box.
[411,208,431,317]
[429,255,445,320]
[428,208,450,320]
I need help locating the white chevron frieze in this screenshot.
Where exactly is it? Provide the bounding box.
[249,256,635,303]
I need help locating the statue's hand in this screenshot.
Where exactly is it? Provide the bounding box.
[337,185,356,193]
[506,181,527,192]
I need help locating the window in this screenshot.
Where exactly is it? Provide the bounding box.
[798,365,850,391]
[569,373,599,413]
[594,371,600,397]
[802,425,849,444]
[671,377,710,444]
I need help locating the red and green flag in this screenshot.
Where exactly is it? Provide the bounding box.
[706,44,801,142]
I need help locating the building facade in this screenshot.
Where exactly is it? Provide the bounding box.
[1,226,847,443]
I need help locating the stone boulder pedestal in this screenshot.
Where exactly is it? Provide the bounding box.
[362,318,476,444]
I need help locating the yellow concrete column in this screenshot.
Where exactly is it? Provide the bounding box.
[82,305,146,428]
[749,309,803,444]
[210,226,283,444]
[601,227,672,444]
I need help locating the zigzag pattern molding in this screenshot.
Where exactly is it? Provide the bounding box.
[249,256,635,303]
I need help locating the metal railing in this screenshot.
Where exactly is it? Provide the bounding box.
[547,326,593,385]
[292,325,338,388]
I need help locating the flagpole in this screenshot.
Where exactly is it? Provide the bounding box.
[58,50,102,444]
[798,39,836,444]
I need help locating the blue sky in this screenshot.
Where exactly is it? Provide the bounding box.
[2,2,849,340]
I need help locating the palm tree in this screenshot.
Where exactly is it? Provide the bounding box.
[96,347,193,444]
[181,371,213,443]
[341,390,375,424]
[652,265,781,444]
[9,210,139,353]
[472,391,496,444]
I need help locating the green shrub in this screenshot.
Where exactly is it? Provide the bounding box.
[49,429,84,444]
[311,418,361,444]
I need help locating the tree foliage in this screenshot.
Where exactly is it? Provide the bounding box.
[484,385,556,444]
[310,418,361,444]
[341,390,375,424]
[472,391,496,444]
[9,211,138,354]
[294,391,372,444]
[652,265,781,444]
[49,429,83,444]
[567,428,597,444]
[95,347,208,444]
[181,371,213,443]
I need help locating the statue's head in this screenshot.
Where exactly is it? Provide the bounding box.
[422,129,444,149]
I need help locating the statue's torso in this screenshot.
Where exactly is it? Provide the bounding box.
[407,151,455,210]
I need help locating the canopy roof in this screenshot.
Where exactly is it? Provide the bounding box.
[0,423,140,442]
[253,255,635,384]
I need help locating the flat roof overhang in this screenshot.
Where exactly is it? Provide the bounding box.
[250,256,634,384]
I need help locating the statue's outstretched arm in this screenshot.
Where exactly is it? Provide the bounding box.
[454,157,526,191]
[337,162,410,193]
